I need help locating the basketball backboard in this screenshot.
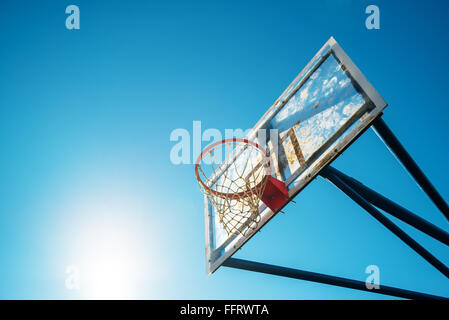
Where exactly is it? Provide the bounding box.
[202,37,387,274]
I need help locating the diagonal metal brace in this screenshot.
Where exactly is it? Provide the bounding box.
[320,168,449,279]
[223,258,447,300]
[372,117,449,223]
[324,166,449,246]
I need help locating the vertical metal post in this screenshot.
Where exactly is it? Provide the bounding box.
[223,258,446,300]
[321,168,449,279]
[324,166,449,246]
[372,117,449,222]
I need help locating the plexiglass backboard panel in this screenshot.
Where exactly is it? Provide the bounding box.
[205,37,387,274]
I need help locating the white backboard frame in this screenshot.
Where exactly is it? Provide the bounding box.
[204,37,387,274]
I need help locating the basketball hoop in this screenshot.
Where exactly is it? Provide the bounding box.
[195,138,289,236]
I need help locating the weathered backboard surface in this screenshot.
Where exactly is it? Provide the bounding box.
[204,37,387,274]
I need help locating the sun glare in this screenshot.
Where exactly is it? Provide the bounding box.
[63,194,154,299]
[80,224,145,299]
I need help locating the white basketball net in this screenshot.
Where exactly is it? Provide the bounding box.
[196,140,270,236]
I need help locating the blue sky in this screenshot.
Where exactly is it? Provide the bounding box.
[0,0,448,299]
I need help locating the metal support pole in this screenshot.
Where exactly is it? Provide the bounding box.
[324,166,449,246]
[223,258,446,300]
[372,117,449,222]
[321,168,449,279]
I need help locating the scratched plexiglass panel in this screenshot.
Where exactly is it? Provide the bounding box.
[288,118,362,191]
[252,44,332,131]
[277,44,332,104]
[269,53,371,181]
[212,205,228,249]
